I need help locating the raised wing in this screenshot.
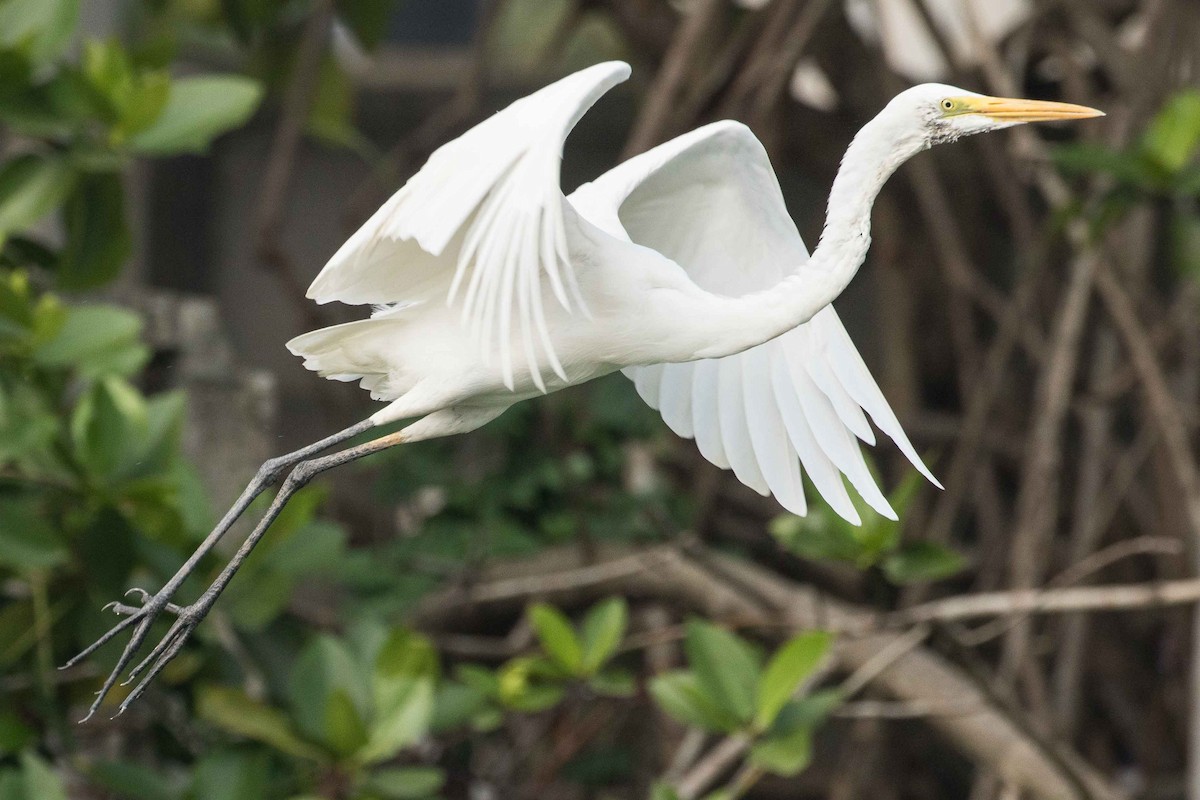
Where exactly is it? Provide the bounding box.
[574,122,939,522]
[305,61,631,391]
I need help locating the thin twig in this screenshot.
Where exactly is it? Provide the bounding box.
[893,578,1200,626]
[675,733,752,800]
[1002,250,1097,675]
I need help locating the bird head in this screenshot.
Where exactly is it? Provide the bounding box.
[884,82,1104,148]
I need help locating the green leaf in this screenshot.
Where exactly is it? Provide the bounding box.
[588,668,636,697]
[0,0,79,66]
[33,304,144,376]
[120,72,171,139]
[882,542,967,585]
[136,391,185,471]
[70,376,148,481]
[365,630,439,761]
[0,602,35,668]
[503,682,565,713]
[87,761,175,800]
[365,767,445,800]
[0,768,22,800]
[0,383,57,466]
[129,75,263,155]
[0,270,36,332]
[1143,90,1200,174]
[769,511,864,563]
[684,621,761,725]
[374,629,440,692]
[496,656,567,712]
[0,497,67,571]
[81,39,133,122]
[196,685,327,761]
[267,520,346,576]
[650,783,682,800]
[0,155,75,244]
[771,690,842,735]
[360,678,434,764]
[1052,142,1156,186]
[749,726,813,777]
[20,751,66,800]
[306,58,370,155]
[754,631,833,730]
[337,0,395,50]
[529,603,583,674]
[288,635,371,747]
[429,681,489,734]
[579,597,627,674]
[220,0,278,41]
[1,236,56,272]
[57,173,131,290]
[231,573,294,631]
[325,689,369,757]
[455,664,501,698]
[191,751,269,800]
[0,709,33,756]
[648,671,742,733]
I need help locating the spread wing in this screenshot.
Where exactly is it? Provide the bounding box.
[305,61,631,391]
[576,121,940,522]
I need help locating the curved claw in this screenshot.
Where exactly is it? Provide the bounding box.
[116,621,196,717]
[78,612,160,723]
[106,594,184,619]
[108,602,149,616]
[68,588,211,722]
[59,611,142,671]
[66,589,175,722]
[121,616,188,686]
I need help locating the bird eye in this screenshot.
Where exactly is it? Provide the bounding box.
[941,99,955,111]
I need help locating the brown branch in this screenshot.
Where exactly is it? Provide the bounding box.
[1094,256,1200,799]
[1095,262,1200,537]
[1002,250,1097,675]
[893,578,1200,625]
[411,544,1125,800]
[676,734,751,800]
[622,0,725,158]
[254,0,334,327]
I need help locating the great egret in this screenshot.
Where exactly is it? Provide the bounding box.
[67,61,1101,720]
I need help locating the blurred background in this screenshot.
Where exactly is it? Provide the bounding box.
[2,0,1200,798]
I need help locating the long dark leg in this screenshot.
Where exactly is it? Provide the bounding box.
[104,427,408,716]
[65,419,376,721]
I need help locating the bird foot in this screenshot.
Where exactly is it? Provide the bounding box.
[63,586,212,722]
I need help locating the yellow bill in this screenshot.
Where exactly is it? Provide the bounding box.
[944,96,1105,121]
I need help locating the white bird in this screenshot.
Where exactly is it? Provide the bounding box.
[67,61,1101,720]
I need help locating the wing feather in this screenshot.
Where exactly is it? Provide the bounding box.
[598,122,938,523]
[658,362,695,439]
[770,347,852,521]
[717,358,770,495]
[743,347,807,513]
[690,359,730,470]
[305,61,632,391]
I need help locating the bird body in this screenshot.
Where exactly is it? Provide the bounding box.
[289,63,1094,519]
[68,61,1102,721]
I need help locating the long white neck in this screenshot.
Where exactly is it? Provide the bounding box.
[689,109,925,360]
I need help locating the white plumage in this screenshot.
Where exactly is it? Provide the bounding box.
[72,63,1104,720]
[288,61,1101,523]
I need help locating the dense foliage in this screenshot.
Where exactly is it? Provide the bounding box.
[4,1,1200,799]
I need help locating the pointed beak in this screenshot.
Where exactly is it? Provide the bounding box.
[963,96,1105,122]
